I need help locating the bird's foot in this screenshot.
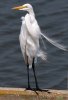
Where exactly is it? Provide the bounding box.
[36,86,42,91]
[26,85,31,90]
[35,85,49,92]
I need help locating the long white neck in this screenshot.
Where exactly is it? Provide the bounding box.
[28,8,35,17]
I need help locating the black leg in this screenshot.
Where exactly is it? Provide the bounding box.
[27,64,31,89]
[32,58,39,90]
[26,57,31,90]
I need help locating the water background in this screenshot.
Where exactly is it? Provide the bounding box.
[0,0,68,90]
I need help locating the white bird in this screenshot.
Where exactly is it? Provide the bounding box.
[12,3,67,90]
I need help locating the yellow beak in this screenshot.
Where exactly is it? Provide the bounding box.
[12,5,27,10]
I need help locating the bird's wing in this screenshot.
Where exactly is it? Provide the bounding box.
[25,14,47,61]
[19,17,29,63]
[41,33,67,51]
[25,14,41,38]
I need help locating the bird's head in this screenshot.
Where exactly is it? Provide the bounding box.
[12,3,33,12]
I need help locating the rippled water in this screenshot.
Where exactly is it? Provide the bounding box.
[0,0,68,89]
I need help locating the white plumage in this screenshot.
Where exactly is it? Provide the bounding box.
[19,5,47,68]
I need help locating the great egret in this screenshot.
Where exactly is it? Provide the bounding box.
[12,3,67,90]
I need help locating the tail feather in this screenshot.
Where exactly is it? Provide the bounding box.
[29,50,47,69]
[37,50,47,61]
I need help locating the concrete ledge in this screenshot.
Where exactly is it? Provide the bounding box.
[0,87,67,100]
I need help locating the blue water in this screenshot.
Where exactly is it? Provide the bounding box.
[0,0,68,89]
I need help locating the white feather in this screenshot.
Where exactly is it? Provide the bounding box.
[41,33,67,51]
[37,50,47,60]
